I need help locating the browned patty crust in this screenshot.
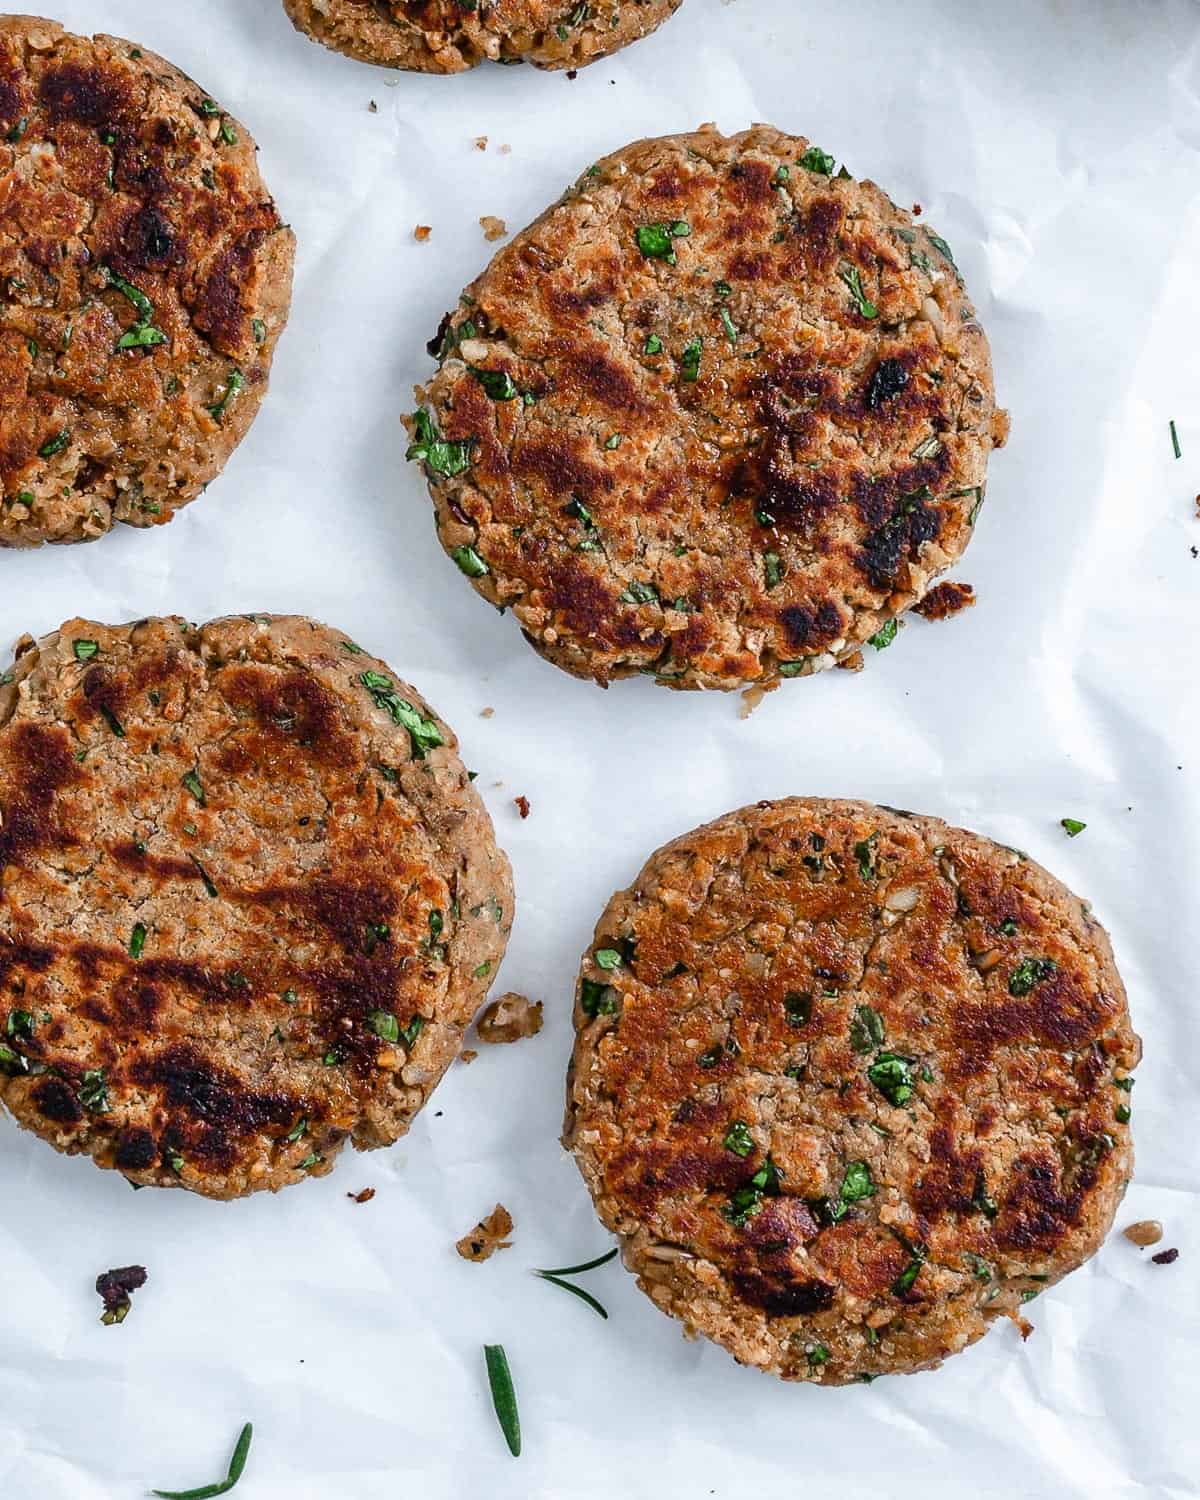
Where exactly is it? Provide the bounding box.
[282,0,683,73]
[565,799,1138,1381]
[0,615,512,1198]
[408,126,1008,690]
[0,17,294,547]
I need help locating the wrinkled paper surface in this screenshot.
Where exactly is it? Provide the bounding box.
[1,2,1198,1496]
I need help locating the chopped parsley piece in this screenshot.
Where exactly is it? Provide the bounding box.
[252,318,266,345]
[849,1004,885,1053]
[1114,1076,1135,1092]
[679,338,703,382]
[399,1016,424,1050]
[406,408,472,476]
[1008,956,1057,997]
[999,917,1018,936]
[867,1052,915,1106]
[580,979,617,1017]
[451,545,489,578]
[777,661,806,677]
[219,118,238,146]
[6,1009,34,1042]
[635,222,689,264]
[1060,818,1086,837]
[129,923,147,960]
[892,1253,925,1296]
[366,1009,400,1043]
[722,1121,754,1158]
[285,1118,307,1143]
[474,961,492,979]
[207,369,245,424]
[470,366,518,401]
[868,619,897,651]
[971,1174,999,1219]
[719,307,738,344]
[643,333,663,355]
[73,639,100,662]
[299,1153,322,1170]
[80,1068,110,1113]
[181,770,206,806]
[104,267,154,322]
[359,671,444,757]
[117,323,167,351]
[764,551,784,590]
[100,707,125,738]
[807,1344,831,1367]
[0,1043,27,1075]
[839,1160,875,1205]
[619,580,659,606]
[38,430,70,459]
[799,146,836,175]
[594,947,622,970]
[837,263,877,319]
[722,1157,781,1226]
[854,832,879,880]
[1115,1103,1131,1124]
[927,233,957,269]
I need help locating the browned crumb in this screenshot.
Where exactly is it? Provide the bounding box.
[837,649,866,673]
[914,581,976,621]
[456,1203,514,1262]
[480,215,507,242]
[368,99,378,113]
[474,136,488,150]
[414,225,432,242]
[514,795,530,819]
[460,1048,478,1064]
[499,144,512,155]
[477,992,544,1044]
[96,1266,147,1326]
[480,706,495,718]
[1152,1247,1180,1265]
[912,203,923,215]
[1124,1219,1164,1247]
[348,1187,376,1205]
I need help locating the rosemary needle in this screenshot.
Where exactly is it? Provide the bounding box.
[534,1271,609,1320]
[484,1344,521,1458]
[535,1247,618,1278]
[151,1420,253,1498]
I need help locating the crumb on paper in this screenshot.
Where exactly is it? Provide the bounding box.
[480,215,507,242]
[456,1203,514,1262]
[914,581,976,621]
[912,203,922,216]
[498,143,511,155]
[739,678,779,718]
[348,1187,375,1205]
[477,992,543,1045]
[837,649,865,673]
[566,68,578,81]
[1152,1247,1180,1265]
[96,1265,147,1326]
[368,99,378,113]
[480,706,494,718]
[1010,1310,1034,1341]
[514,795,530,819]
[414,225,432,243]
[1124,1219,1163,1247]
[460,1048,478,1064]
[474,135,488,150]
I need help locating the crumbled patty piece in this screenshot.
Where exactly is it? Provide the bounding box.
[95,1263,147,1324]
[456,1202,514,1261]
[476,991,543,1044]
[408,125,1007,690]
[0,615,512,1199]
[914,580,975,620]
[565,799,1139,1381]
[281,0,683,73]
[0,18,293,548]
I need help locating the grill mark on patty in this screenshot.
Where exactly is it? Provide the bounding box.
[0,723,80,869]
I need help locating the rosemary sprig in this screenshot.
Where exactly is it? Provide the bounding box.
[151,1421,253,1498]
[535,1247,617,1278]
[534,1271,608,1320]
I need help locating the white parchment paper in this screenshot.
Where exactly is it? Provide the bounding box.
[1,2,1198,1496]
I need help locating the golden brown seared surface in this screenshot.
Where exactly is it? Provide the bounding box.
[0,615,512,1198]
[565,799,1139,1381]
[0,17,294,547]
[282,0,683,73]
[409,125,1008,691]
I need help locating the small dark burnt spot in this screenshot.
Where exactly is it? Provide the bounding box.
[31,1075,83,1124]
[731,1271,835,1317]
[779,600,843,653]
[856,486,943,590]
[120,204,177,267]
[727,158,775,208]
[114,1127,157,1171]
[38,63,132,129]
[0,724,79,870]
[865,358,910,409]
[131,1043,298,1164]
[217,665,354,770]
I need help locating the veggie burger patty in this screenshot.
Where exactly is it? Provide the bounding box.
[565,798,1138,1381]
[0,615,512,1199]
[0,16,294,547]
[281,0,684,73]
[408,125,1008,690]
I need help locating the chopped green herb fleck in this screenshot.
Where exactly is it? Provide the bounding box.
[722,1121,754,1158]
[854,832,879,881]
[867,1052,915,1106]
[129,923,147,960]
[1008,957,1057,997]
[784,991,813,1027]
[406,408,472,476]
[1115,1103,1131,1124]
[594,948,622,971]
[470,366,518,401]
[1060,818,1086,837]
[799,146,836,175]
[285,1117,307,1143]
[80,1068,110,1113]
[39,430,70,459]
[807,1343,831,1367]
[366,1009,400,1043]
[252,318,266,344]
[100,707,125,738]
[838,263,877,319]
[181,770,206,806]
[722,1158,781,1226]
[619,580,659,606]
[581,978,617,1018]
[679,338,703,382]
[849,1004,885,1053]
[452,544,490,578]
[73,639,100,662]
[207,369,245,423]
[840,1160,875,1205]
[764,551,784,590]
[643,333,663,355]
[868,619,898,651]
[359,671,444,758]
[219,118,238,146]
[635,222,686,264]
[892,1254,925,1296]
